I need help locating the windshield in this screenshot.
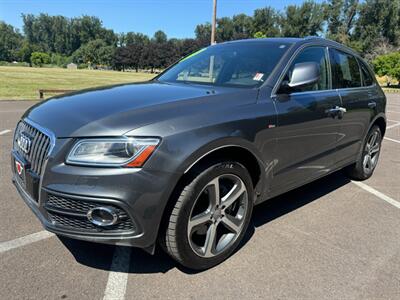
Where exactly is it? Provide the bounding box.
[158,41,291,88]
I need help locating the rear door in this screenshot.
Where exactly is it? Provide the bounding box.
[329,48,376,165]
[272,46,342,192]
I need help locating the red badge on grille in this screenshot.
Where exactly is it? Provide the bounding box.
[15,160,23,175]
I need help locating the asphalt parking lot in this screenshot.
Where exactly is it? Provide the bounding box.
[1,95,400,299]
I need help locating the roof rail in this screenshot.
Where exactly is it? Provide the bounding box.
[303,36,324,40]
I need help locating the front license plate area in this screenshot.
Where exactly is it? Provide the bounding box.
[13,154,27,187]
[12,152,40,202]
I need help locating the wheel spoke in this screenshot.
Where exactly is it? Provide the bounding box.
[221,180,246,209]
[221,214,241,233]
[203,223,217,256]
[370,143,380,154]
[188,211,211,232]
[369,132,378,146]
[207,177,221,208]
[363,155,370,169]
[368,155,373,168]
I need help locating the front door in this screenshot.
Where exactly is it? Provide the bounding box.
[271,46,342,193]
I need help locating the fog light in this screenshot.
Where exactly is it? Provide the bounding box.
[87,207,119,226]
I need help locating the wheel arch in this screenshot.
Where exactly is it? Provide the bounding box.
[183,144,264,190]
[157,141,267,247]
[371,114,386,137]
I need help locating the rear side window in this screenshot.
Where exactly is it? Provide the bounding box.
[329,49,361,89]
[283,47,329,92]
[358,59,374,86]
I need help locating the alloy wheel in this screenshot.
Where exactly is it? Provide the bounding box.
[363,130,381,174]
[187,174,249,258]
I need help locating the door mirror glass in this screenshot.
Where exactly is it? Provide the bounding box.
[288,62,320,88]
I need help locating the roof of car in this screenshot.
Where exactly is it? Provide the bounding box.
[222,37,304,44]
[220,36,360,57]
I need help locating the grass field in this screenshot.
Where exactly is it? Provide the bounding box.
[2,66,399,100]
[0,66,155,100]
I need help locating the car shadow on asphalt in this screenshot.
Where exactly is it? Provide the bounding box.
[59,170,351,274]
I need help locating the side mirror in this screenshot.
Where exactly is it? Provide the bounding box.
[287,62,320,89]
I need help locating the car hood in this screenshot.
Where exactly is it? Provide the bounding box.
[24,81,257,137]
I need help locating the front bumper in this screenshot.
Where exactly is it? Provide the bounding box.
[12,143,180,249]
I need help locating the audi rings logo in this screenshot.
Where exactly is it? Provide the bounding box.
[17,132,32,154]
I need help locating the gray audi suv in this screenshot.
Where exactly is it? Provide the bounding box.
[12,37,386,270]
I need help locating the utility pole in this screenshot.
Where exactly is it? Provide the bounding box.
[210,0,217,45]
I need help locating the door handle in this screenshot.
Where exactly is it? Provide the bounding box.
[368,101,377,109]
[326,106,347,119]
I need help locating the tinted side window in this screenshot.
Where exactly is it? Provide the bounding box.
[329,49,361,88]
[358,59,374,86]
[282,47,329,93]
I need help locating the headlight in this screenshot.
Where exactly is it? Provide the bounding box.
[66,138,160,167]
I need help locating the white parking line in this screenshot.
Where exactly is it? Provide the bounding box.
[384,137,400,144]
[103,247,131,300]
[387,110,400,113]
[0,129,11,135]
[0,231,54,254]
[352,181,400,209]
[387,122,400,129]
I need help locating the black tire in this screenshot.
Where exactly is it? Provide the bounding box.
[345,125,382,180]
[160,161,254,270]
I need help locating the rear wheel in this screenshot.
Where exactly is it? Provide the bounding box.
[345,125,382,180]
[161,161,253,270]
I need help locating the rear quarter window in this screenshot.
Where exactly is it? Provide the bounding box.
[329,49,362,89]
[358,59,375,86]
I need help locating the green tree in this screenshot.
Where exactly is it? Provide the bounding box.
[153,30,168,43]
[325,0,359,44]
[0,21,23,61]
[354,0,400,54]
[280,1,325,37]
[216,17,235,42]
[252,7,280,37]
[232,14,253,40]
[22,14,118,56]
[17,41,40,64]
[50,53,71,67]
[178,38,201,57]
[373,52,400,85]
[195,23,212,47]
[124,32,150,46]
[73,39,115,66]
[30,52,51,67]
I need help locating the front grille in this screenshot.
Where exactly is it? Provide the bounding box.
[45,193,134,233]
[13,121,52,176]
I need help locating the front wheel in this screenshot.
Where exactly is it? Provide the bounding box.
[161,161,254,270]
[345,125,382,180]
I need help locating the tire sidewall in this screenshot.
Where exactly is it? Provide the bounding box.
[175,161,254,270]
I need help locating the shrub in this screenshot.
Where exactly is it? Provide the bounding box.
[78,63,89,69]
[373,52,400,85]
[30,52,51,67]
[0,61,30,67]
[50,53,71,67]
